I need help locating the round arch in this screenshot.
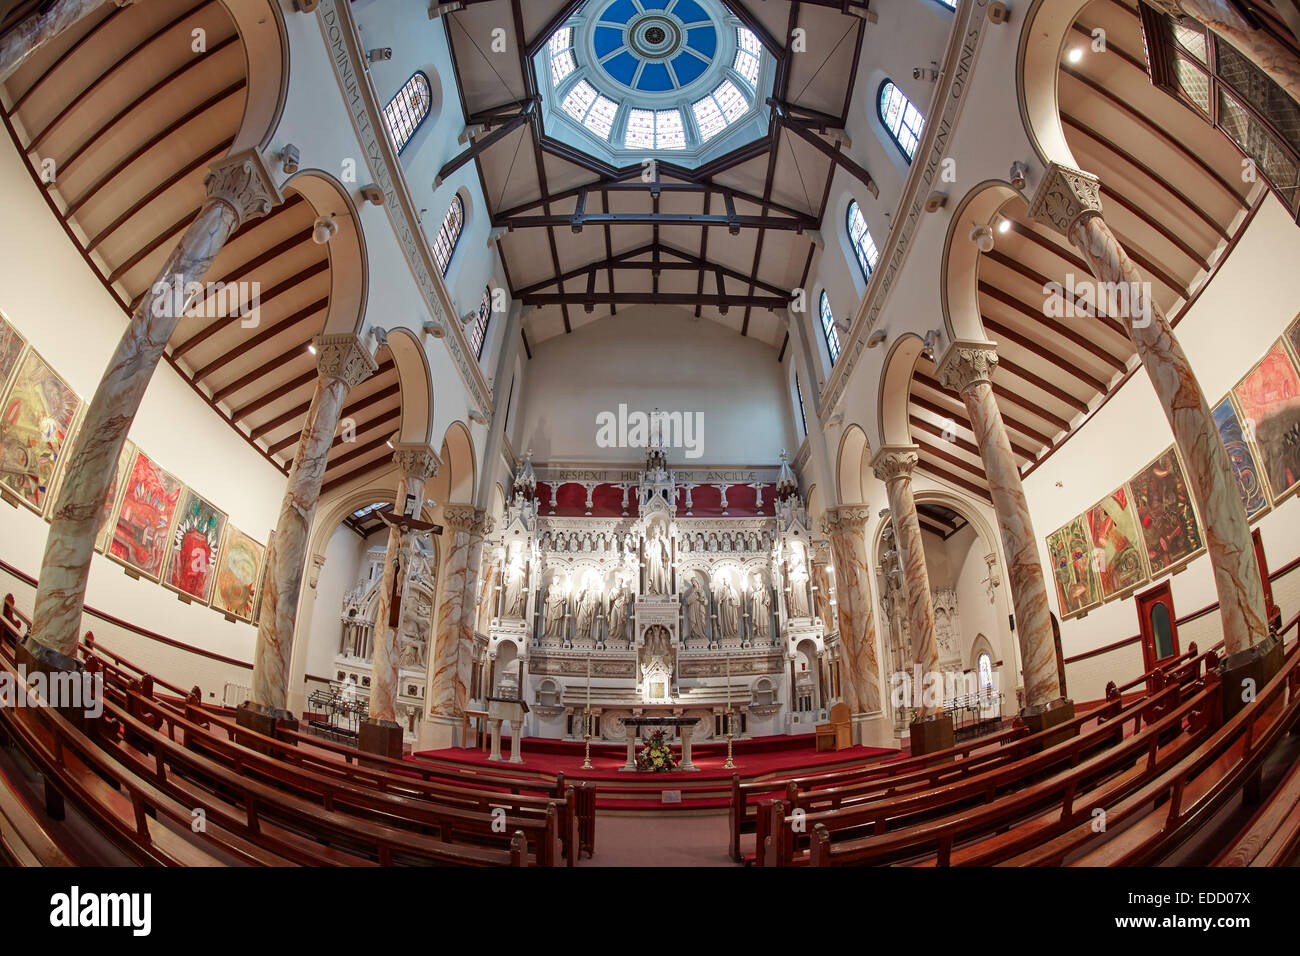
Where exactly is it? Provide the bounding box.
[307,484,442,572]
[836,425,871,505]
[282,170,368,337]
[1017,0,1091,169]
[940,180,1021,343]
[380,327,435,446]
[876,332,927,449]
[222,0,289,152]
[430,420,477,506]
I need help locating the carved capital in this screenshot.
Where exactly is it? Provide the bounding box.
[308,553,327,589]
[1028,163,1103,237]
[314,333,378,388]
[392,443,440,484]
[442,505,480,532]
[205,150,281,230]
[871,447,919,485]
[821,506,872,536]
[936,341,999,394]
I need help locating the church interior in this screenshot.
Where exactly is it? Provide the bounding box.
[2,0,1300,888]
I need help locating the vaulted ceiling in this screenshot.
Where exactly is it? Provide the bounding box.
[0,0,406,493]
[444,0,871,352]
[906,0,1260,501]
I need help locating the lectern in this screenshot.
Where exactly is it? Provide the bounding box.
[486,695,530,764]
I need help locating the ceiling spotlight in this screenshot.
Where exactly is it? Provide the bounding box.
[867,328,888,348]
[1067,47,1084,64]
[386,432,399,450]
[312,216,338,245]
[422,320,446,338]
[1009,160,1029,191]
[307,343,317,355]
[997,217,1011,234]
[969,224,994,253]
[280,143,300,175]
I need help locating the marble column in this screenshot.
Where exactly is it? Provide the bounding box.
[29,151,279,663]
[872,447,943,718]
[937,342,1063,709]
[428,506,479,722]
[822,507,882,715]
[0,0,119,82]
[1155,1,1300,106]
[1029,163,1268,658]
[367,444,439,724]
[248,334,377,715]
[456,513,491,706]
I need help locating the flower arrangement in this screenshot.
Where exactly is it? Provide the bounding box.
[635,729,681,772]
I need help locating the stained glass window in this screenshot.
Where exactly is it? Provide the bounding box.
[734,27,761,87]
[847,200,880,281]
[624,108,686,150]
[431,195,464,276]
[879,80,924,162]
[468,285,492,359]
[795,373,808,436]
[692,79,749,143]
[978,653,993,692]
[561,79,618,140]
[382,72,432,154]
[820,292,840,365]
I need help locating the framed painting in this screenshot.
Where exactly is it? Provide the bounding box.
[250,530,275,624]
[107,449,183,580]
[0,349,82,513]
[1046,516,1101,618]
[211,526,265,621]
[1084,487,1149,599]
[93,440,136,553]
[1129,447,1204,576]
[1285,313,1300,366]
[0,313,27,392]
[163,489,228,603]
[1233,342,1300,502]
[1212,395,1269,519]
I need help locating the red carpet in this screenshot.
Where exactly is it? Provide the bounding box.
[412,734,898,812]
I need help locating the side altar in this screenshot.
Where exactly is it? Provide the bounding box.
[469,441,852,748]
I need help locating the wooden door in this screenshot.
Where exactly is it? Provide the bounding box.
[1136,581,1179,678]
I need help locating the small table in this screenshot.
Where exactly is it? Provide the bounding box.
[486,696,529,764]
[619,716,700,772]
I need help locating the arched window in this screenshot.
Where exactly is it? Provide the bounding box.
[846,201,879,281]
[934,0,957,8]
[468,284,492,359]
[977,652,993,693]
[819,292,840,365]
[431,196,464,276]
[878,80,924,162]
[382,72,432,154]
[794,373,808,437]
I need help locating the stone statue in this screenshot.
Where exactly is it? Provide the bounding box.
[787,547,810,617]
[543,585,566,640]
[502,557,527,619]
[646,526,671,595]
[687,584,709,642]
[750,575,771,640]
[717,580,740,643]
[575,587,600,643]
[607,585,630,644]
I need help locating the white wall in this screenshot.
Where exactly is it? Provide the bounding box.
[515,305,798,466]
[1023,194,1300,701]
[303,524,371,680]
[0,125,288,693]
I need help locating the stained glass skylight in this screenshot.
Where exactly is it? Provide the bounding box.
[533,0,774,167]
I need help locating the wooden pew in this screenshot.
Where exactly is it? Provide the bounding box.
[77,631,593,862]
[806,676,1222,867]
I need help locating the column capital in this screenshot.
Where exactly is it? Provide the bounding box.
[821,506,872,535]
[1027,162,1103,237]
[442,504,481,532]
[936,340,1000,394]
[871,446,920,485]
[392,443,440,483]
[314,333,378,388]
[205,149,281,230]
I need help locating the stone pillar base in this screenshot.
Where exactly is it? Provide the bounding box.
[18,637,91,733]
[235,700,299,754]
[909,713,955,756]
[1020,697,1076,750]
[1219,636,1284,723]
[358,718,404,759]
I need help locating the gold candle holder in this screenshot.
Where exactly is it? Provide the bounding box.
[581,708,593,770]
[723,708,735,770]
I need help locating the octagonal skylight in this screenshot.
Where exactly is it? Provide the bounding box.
[533,0,775,170]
